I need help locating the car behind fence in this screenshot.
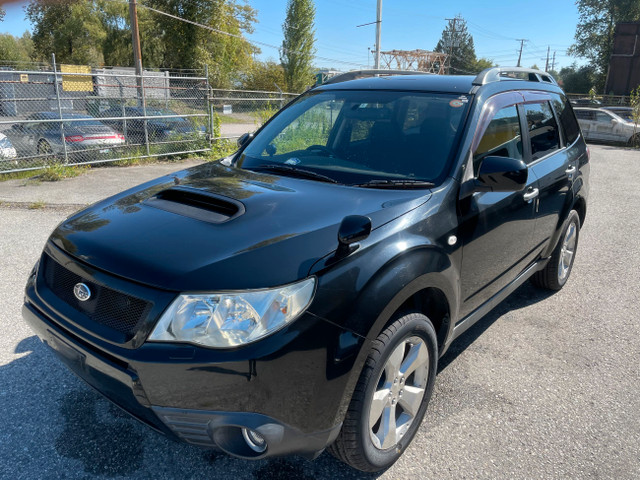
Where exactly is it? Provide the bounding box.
[0,59,298,174]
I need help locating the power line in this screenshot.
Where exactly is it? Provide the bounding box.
[104,0,368,68]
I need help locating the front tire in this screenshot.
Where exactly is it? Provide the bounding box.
[531,210,580,290]
[329,312,438,472]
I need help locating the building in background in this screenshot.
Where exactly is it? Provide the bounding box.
[605,22,640,95]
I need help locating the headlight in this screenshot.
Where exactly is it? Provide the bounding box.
[148,277,316,348]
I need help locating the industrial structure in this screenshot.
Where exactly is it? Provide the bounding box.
[605,22,640,95]
[379,50,449,74]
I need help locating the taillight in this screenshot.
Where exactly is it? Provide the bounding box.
[65,135,84,143]
[117,134,125,141]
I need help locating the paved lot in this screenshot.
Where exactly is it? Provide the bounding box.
[1,145,639,479]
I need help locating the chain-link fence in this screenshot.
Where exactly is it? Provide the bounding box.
[0,57,214,174]
[210,88,298,139]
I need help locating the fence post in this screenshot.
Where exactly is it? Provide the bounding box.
[52,53,69,165]
[138,60,151,157]
[274,83,284,109]
[205,64,213,149]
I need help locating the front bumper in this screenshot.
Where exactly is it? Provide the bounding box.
[23,256,364,458]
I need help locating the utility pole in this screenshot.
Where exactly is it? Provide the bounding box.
[374,0,382,69]
[551,51,557,72]
[445,16,459,75]
[545,46,550,71]
[516,39,527,67]
[129,0,144,102]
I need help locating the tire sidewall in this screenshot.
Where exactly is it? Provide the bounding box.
[358,313,438,469]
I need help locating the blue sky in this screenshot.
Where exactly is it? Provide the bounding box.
[1,0,582,71]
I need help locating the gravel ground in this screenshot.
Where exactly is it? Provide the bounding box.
[0,144,639,479]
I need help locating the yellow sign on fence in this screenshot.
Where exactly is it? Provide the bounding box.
[19,74,28,83]
[61,64,92,92]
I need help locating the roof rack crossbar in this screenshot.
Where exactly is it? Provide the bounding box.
[472,67,557,86]
[322,69,432,86]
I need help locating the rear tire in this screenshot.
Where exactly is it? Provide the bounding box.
[328,312,438,472]
[531,210,580,290]
[628,133,640,148]
[37,140,57,164]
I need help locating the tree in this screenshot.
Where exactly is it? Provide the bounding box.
[280,0,316,92]
[569,0,640,91]
[147,0,257,87]
[100,1,164,68]
[474,57,494,72]
[0,34,33,67]
[242,60,286,91]
[26,0,106,65]
[557,63,598,94]
[434,16,478,74]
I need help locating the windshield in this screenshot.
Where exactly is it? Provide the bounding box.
[236,90,469,185]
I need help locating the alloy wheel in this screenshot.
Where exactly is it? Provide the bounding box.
[368,336,430,450]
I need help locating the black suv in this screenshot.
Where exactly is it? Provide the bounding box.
[23,67,589,472]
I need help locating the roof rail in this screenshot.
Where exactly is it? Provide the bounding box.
[473,67,557,86]
[321,69,431,86]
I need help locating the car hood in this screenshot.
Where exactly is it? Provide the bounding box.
[50,162,431,291]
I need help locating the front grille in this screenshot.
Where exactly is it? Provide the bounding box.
[42,254,152,339]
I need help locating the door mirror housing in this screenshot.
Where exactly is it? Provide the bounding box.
[237,132,254,148]
[475,155,528,192]
[332,215,372,259]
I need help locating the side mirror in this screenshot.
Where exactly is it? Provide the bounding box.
[476,156,528,192]
[330,215,372,260]
[237,132,254,148]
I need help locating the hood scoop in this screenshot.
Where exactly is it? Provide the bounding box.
[145,186,245,224]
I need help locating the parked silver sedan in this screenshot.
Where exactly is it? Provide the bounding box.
[574,107,639,145]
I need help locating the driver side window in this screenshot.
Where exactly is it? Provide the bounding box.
[473,105,522,173]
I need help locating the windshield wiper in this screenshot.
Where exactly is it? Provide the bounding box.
[351,179,435,189]
[248,164,339,184]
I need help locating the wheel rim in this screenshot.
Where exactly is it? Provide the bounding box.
[558,220,577,282]
[368,336,429,450]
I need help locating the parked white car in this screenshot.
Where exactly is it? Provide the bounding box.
[0,132,17,159]
[574,107,640,145]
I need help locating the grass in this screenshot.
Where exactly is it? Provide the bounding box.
[0,164,90,183]
[28,200,46,209]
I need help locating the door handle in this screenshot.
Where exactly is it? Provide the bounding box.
[523,187,539,202]
[565,165,576,174]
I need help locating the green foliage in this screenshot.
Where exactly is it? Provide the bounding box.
[558,63,599,94]
[473,58,494,73]
[147,0,257,87]
[630,85,640,146]
[252,103,278,127]
[0,33,34,67]
[281,0,316,92]
[25,0,256,78]
[26,0,107,64]
[242,60,286,91]
[569,0,640,91]
[434,16,478,74]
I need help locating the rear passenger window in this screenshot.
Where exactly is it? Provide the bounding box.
[551,95,581,145]
[524,102,560,161]
[473,105,522,169]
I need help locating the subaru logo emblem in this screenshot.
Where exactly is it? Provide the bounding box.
[73,283,91,302]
